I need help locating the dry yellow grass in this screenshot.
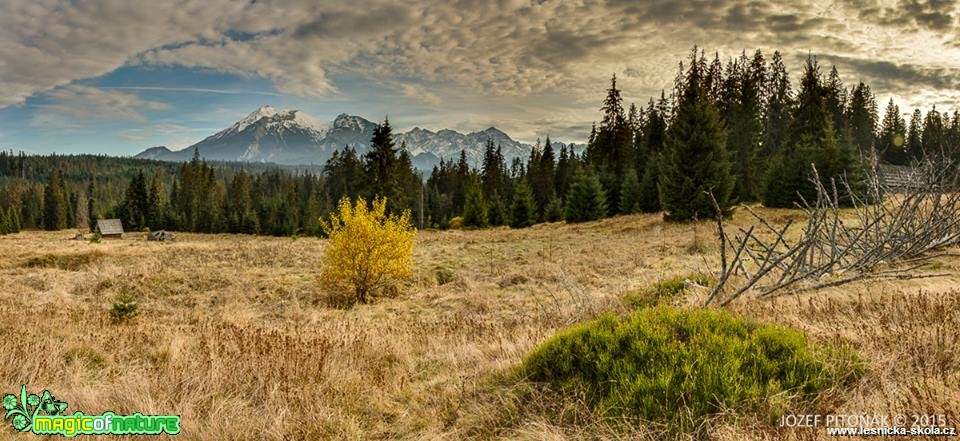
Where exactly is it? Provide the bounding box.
[0,208,956,440]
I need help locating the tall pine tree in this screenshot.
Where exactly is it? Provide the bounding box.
[762,56,864,208]
[658,48,734,221]
[762,51,793,158]
[877,99,908,165]
[366,117,399,205]
[42,169,68,231]
[922,106,945,159]
[846,82,878,157]
[586,75,633,213]
[905,109,924,161]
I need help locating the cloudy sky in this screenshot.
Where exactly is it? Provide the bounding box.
[1,0,958,155]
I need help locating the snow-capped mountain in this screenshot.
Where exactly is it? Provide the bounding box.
[135,106,584,170]
[395,126,530,165]
[144,105,331,164]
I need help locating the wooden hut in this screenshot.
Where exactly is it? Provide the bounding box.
[96,219,124,239]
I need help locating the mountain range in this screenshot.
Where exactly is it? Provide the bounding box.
[135,105,584,171]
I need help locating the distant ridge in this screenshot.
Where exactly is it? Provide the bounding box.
[135,106,584,171]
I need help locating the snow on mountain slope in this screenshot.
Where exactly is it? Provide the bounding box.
[134,106,584,170]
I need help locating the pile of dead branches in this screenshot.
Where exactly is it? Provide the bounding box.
[705,160,960,306]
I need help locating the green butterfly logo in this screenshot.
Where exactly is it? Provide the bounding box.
[3,386,67,432]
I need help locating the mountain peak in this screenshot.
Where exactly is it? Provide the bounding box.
[133,145,173,160]
[133,107,585,170]
[248,105,278,120]
[332,113,372,131]
[227,105,279,135]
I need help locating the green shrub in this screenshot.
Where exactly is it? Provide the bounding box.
[435,266,456,286]
[625,274,714,308]
[89,231,102,243]
[510,183,537,228]
[522,306,862,432]
[110,292,139,323]
[564,171,607,223]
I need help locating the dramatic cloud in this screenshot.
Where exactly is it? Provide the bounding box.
[855,0,958,32]
[2,0,960,146]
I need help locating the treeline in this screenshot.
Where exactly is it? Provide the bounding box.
[0,152,326,235]
[0,153,180,234]
[3,46,958,235]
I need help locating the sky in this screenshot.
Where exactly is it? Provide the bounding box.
[1,0,959,156]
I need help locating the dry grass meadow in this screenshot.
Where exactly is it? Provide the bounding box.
[0,207,957,440]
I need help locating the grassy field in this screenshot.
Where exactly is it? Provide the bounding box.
[0,208,957,440]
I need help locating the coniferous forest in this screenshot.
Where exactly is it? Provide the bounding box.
[1,47,957,236]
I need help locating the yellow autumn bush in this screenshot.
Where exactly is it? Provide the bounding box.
[321,197,415,303]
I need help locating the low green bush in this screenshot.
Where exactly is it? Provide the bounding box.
[109,292,139,323]
[625,274,714,308]
[434,265,456,286]
[522,306,862,431]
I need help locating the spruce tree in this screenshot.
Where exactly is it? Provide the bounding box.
[555,146,573,198]
[824,66,848,142]
[365,117,398,202]
[723,50,766,202]
[119,170,149,230]
[481,139,501,198]
[634,95,668,214]
[487,191,509,226]
[846,82,878,156]
[462,180,488,228]
[229,170,253,233]
[42,169,68,231]
[87,180,97,231]
[67,191,77,230]
[922,107,945,159]
[543,197,564,222]
[762,56,864,208]
[905,109,924,161]
[618,170,643,214]
[392,147,423,221]
[763,51,793,158]
[638,154,662,213]
[534,137,556,215]
[564,171,607,223]
[946,111,960,160]
[877,99,908,165]
[658,49,734,222]
[453,150,471,214]
[12,205,21,232]
[509,182,537,228]
[586,75,633,213]
[147,172,164,229]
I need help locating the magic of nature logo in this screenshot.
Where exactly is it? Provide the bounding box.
[3,385,180,437]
